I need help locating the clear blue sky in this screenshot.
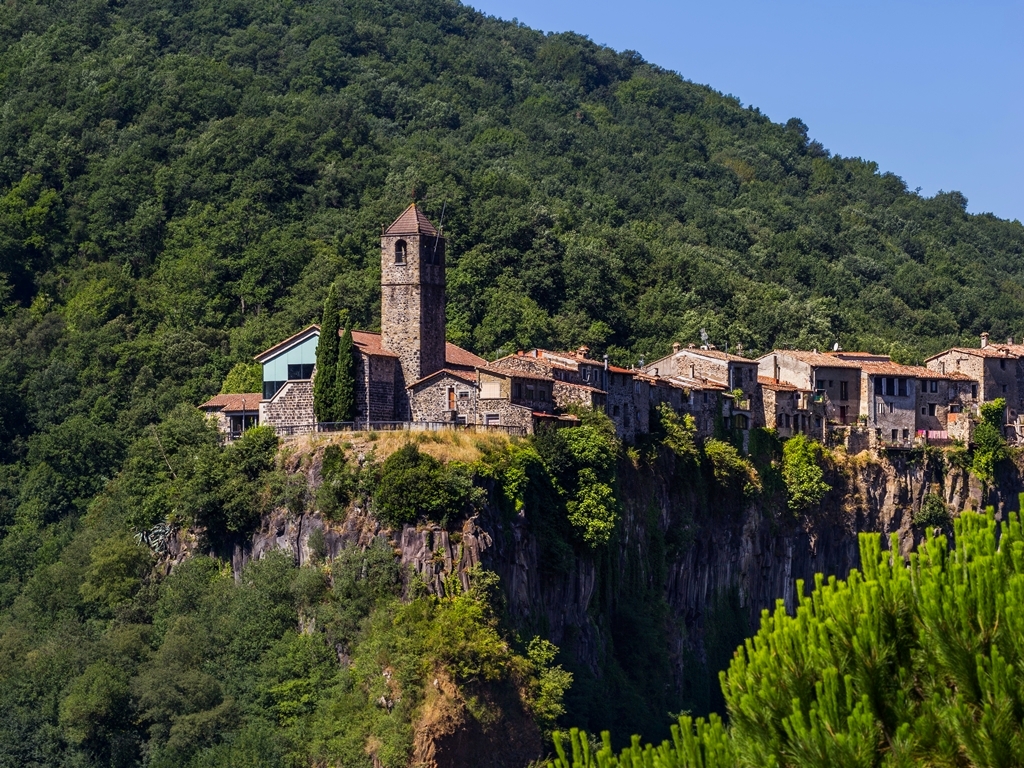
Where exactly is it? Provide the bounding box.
[467,0,1023,223]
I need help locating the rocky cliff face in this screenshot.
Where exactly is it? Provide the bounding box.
[226,444,1023,758]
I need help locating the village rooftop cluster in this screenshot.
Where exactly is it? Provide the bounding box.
[201,205,1018,451]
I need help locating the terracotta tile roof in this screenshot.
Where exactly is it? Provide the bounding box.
[926,346,1020,360]
[859,361,947,378]
[350,330,400,359]
[758,376,800,392]
[200,393,261,412]
[607,364,635,375]
[407,368,478,389]
[945,371,977,381]
[384,203,439,236]
[445,342,487,369]
[479,366,554,383]
[763,350,863,369]
[677,348,756,363]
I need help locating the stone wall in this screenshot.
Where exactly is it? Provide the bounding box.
[410,374,479,424]
[553,381,604,412]
[260,380,314,432]
[380,231,447,419]
[475,399,535,433]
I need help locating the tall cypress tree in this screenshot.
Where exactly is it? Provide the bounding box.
[335,310,356,423]
[313,285,340,423]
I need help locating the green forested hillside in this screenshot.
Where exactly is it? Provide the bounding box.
[3,0,1024,764]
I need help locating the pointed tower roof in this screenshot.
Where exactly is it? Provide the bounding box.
[384,203,440,236]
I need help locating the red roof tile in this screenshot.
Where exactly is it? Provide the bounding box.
[945,371,977,381]
[384,203,439,236]
[445,342,487,369]
[758,376,800,391]
[859,361,946,378]
[350,330,399,359]
[200,393,261,412]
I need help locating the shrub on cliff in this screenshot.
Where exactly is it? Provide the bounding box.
[780,434,830,513]
[372,443,481,528]
[971,398,1009,483]
[703,439,761,497]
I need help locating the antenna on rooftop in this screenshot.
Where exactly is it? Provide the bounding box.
[431,201,447,262]
[700,328,709,348]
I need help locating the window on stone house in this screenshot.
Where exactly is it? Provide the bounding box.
[448,388,455,410]
[951,405,962,413]
[902,429,909,440]
[930,380,938,393]
[892,429,898,441]
[815,416,822,428]
[876,402,885,415]
[1003,384,1009,394]
[624,412,631,427]
[898,378,907,397]
[874,377,883,395]
[613,405,620,416]
[395,240,407,264]
[921,407,926,415]
[889,402,895,414]
[513,382,522,399]
[840,381,848,400]
[538,388,547,402]
[972,384,978,399]
[929,403,937,416]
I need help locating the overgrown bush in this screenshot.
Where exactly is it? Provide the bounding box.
[316,444,359,520]
[780,433,830,513]
[534,411,621,546]
[971,398,1009,483]
[653,403,698,461]
[372,444,482,528]
[703,439,761,497]
[913,493,951,528]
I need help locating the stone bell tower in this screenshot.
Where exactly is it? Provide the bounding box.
[380,203,446,418]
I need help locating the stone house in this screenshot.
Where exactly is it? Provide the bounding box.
[758,350,862,426]
[656,375,725,440]
[925,333,1021,437]
[407,369,480,424]
[758,377,823,440]
[199,393,261,439]
[854,360,937,447]
[644,344,762,427]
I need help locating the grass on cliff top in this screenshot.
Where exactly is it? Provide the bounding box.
[288,428,515,465]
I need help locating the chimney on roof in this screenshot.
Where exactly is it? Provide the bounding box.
[672,342,681,353]
[577,345,590,359]
[517,350,524,356]
[1009,336,1015,345]
[736,342,743,356]
[603,354,609,371]
[981,332,990,348]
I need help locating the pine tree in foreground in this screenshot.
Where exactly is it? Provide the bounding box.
[550,506,1024,767]
[313,285,339,423]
